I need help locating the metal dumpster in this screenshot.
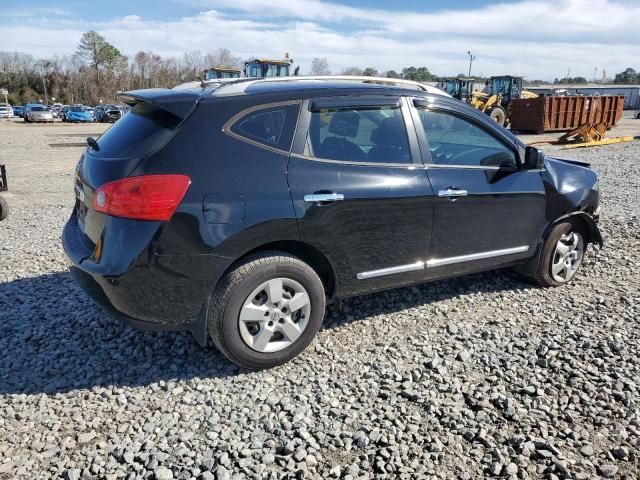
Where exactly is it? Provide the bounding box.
[510,95,625,133]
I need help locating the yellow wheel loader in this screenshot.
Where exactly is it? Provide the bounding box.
[469,76,537,127]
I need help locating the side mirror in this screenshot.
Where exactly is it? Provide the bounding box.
[524,146,545,170]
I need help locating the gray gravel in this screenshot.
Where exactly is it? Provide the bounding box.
[1,121,639,479]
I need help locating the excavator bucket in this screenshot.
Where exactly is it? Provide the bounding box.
[559,122,608,144]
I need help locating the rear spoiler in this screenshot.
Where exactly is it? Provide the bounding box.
[117,89,201,118]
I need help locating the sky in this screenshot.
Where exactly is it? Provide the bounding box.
[1,0,638,81]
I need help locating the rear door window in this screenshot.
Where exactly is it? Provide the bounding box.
[306,104,411,164]
[94,102,182,158]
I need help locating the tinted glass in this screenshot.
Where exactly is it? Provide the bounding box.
[230,104,299,151]
[418,109,516,168]
[307,106,410,164]
[31,106,46,111]
[247,63,261,77]
[94,102,182,158]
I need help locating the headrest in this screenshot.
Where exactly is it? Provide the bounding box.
[370,116,406,148]
[328,110,360,138]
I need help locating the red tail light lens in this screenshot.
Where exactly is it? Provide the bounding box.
[93,174,191,221]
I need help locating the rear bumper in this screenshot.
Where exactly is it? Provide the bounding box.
[62,214,234,345]
[69,265,197,334]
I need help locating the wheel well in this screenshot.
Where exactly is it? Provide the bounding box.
[547,212,602,246]
[242,241,337,297]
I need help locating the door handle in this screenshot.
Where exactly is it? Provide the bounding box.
[438,188,468,198]
[304,193,345,203]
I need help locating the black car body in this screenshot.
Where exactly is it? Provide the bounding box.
[63,77,601,368]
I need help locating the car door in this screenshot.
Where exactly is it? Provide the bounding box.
[410,98,547,279]
[287,96,434,297]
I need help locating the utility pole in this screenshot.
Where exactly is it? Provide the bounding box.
[467,51,476,77]
[41,73,48,105]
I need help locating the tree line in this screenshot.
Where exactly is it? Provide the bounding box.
[2,31,639,106]
[0,31,242,105]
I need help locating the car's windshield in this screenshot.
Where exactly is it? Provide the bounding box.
[70,106,84,112]
[31,106,47,112]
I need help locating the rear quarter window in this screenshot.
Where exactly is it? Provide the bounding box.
[226,102,300,152]
[94,103,182,158]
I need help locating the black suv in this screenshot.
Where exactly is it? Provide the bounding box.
[63,77,602,368]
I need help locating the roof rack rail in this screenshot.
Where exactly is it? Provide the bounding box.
[212,75,448,96]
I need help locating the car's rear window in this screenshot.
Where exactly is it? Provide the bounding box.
[94,102,182,158]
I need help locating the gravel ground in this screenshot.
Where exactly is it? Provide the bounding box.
[0,119,639,479]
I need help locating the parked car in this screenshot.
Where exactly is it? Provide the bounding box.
[24,104,54,122]
[0,103,13,118]
[51,103,63,118]
[99,104,123,123]
[60,105,70,121]
[12,105,24,117]
[94,105,105,122]
[63,77,602,369]
[64,105,93,123]
[0,164,8,221]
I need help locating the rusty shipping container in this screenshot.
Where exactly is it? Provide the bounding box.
[510,95,625,133]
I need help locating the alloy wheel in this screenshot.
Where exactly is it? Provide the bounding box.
[238,278,311,353]
[551,231,583,283]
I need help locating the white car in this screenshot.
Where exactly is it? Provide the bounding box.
[0,103,13,119]
[25,105,54,123]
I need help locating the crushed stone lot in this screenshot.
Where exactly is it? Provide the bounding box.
[0,119,639,479]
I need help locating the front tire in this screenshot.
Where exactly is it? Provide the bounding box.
[208,252,326,369]
[488,106,506,126]
[520,222,586,287]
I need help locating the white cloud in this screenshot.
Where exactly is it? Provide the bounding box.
[1,0,638,80]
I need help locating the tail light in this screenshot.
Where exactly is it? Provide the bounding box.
[93,174,191,221]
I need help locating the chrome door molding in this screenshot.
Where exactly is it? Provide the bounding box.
[356,246,529,279]
[356,261,425,280]
[426,245,529,268]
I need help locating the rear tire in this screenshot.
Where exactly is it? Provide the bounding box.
[208,251,326,369]
[488,106,506,126]
[519,222,586,287]
[0,196,8,221]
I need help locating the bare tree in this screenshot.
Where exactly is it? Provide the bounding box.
[310,57,331,76]
[341,66,363,76]
[182,50,204,80]
[205,48,242,69]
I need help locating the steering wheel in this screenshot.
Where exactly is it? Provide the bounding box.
[448,147,488,166]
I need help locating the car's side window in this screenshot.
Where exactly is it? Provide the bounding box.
[228,103,300,152]
[306,105,411,164]
[417,108,517,168]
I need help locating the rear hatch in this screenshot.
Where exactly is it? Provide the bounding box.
[74,88,201,247]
